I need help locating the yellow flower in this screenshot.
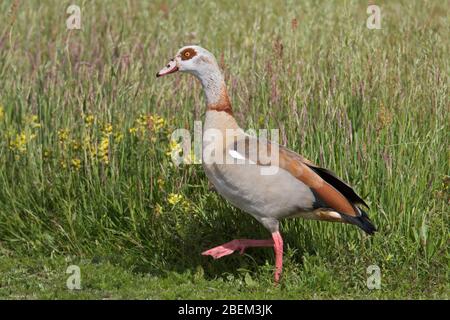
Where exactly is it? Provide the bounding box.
[60,159,68,169]
[135,114,148,136]
[71,140,81,151]
[71,158,81,170]
[167,193,183,206]
[166,139,182,157]
[155,203,163,216]
[157,177,165,189]
[102,123,113,135]
[9,132,36,153]
[181,199,191,212]
[183,149,199,164]
[84,114,95,127]
[136,114,147,127]
[58,129,69,144]
[25,114,41,128]
[167,193,191,212]
[99,135,110,164]
[9,133,27,153]
[82,134,97,159]
[149,114,166,132]
[132,114,167,137]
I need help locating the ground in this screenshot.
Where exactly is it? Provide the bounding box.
[0,0,448,299]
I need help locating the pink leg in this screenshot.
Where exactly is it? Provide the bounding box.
[272,231,283,283]
[202,231,284,283]
[202,239,274,259]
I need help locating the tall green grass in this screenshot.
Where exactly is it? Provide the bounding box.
[0,0,448,297]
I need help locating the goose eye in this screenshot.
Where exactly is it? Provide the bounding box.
[181,49,196,60]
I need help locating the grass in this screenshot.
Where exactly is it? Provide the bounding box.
[0,0,448,299]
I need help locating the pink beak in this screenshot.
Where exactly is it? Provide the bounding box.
[156,59,179,77]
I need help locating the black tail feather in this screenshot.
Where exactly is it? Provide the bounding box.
[341,208,377,235]
[307,165,369,208]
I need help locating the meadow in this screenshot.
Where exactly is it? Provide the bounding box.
[0,0,448,299]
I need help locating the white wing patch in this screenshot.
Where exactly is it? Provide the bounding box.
[228,149,256,164]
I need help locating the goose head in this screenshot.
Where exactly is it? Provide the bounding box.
[157,45,232,114]
[156,45,219,78]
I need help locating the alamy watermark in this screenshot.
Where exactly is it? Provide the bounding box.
[169,121,280,176]
[66,265,81,290]
[66,5,81,30]
[367,5,381,29]
[366,264,381,290]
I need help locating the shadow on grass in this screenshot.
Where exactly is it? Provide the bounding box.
[123,205,320,281]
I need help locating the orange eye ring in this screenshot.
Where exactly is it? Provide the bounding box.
[184,52,190,57]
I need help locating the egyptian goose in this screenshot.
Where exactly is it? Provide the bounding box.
[157,46,376,283]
